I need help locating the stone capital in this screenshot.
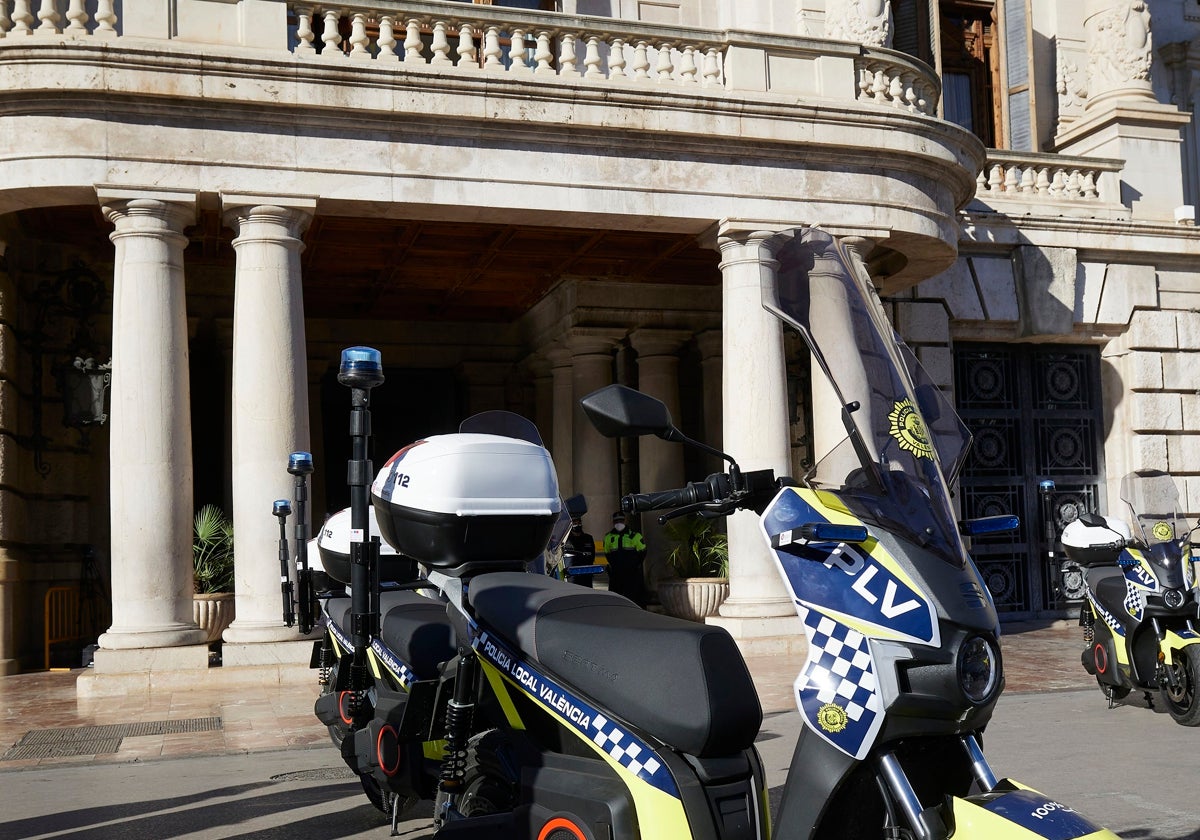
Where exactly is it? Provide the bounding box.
[563,327,626,359]
[221,197,317,245]
[628,327,692,359]
[695,329,723,362]
[98,189,197,243]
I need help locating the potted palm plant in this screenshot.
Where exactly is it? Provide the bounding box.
[193,504,236,643]
[656,515,730,621]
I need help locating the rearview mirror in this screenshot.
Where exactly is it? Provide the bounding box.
[580,384,681,441]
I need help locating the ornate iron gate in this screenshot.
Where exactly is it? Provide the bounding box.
[954,344,1104,615]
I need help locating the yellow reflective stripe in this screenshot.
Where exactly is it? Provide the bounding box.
[479,659,526,730]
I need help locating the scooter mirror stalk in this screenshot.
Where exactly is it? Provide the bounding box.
[273,499,294,627]
[289,451,316,634]
[339,346,384,708]
[581,383,734,467]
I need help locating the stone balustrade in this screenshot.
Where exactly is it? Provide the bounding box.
[0,0,942,115]
[975,150,1125,205]
[292,1,727,88]
[855,51,940,116]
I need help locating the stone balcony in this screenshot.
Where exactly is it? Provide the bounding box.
[0,0,988,285]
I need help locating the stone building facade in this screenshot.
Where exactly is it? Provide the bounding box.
[0,0,1197,679]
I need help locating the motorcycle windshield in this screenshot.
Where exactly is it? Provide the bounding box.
[763,228,970,567]
[1119,471,1189,549]
[456,410,568,568]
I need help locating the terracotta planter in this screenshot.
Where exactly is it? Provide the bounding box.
[193,592,236,643]
[656,578,729,622]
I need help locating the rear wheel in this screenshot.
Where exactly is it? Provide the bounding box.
[458,730,521,817]
[1160,645,1200,726]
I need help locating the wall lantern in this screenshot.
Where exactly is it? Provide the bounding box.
[26,260,111,477]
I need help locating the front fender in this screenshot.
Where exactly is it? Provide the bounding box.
[951,783,1119,839]
[1161,627,1200,659]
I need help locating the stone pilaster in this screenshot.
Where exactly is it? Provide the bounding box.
[705,225,801,653]
[221,196,316,651]
[629,328,691,589]
[547,345,575,495]
[567,329,625,541]
[95,188,207,653]
[0,549,17,674]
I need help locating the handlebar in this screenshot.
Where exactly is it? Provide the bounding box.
[623,478,723,514]
[620,470,781,520]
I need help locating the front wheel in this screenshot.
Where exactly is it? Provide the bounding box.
[1160,645,1200,725]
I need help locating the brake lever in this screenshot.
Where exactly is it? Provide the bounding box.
[657,497,739,524]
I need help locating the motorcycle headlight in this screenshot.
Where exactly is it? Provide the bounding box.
[957,635,1001,705]
[1163,588,1186,609]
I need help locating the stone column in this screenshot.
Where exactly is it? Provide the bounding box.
[95,190,208,657]
[706,227,801,654]
[629,328,691,588]
[696,329,724,475]
[547,345,575,496]
[0,253,18,674]
[221,197,316,655]
[0,550,17,675]
[568,330,624,541]
[527,355,554,453]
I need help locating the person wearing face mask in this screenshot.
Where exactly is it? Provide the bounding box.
[603,511,647,606]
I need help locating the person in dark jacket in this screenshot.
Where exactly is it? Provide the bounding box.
[563,515,597,587]
[603,511,647,606]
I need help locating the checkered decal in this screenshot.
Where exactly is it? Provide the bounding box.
[370,639,416,689]
[796,613,884,760]
[591,714,663,779]
[1122,578,1143,620]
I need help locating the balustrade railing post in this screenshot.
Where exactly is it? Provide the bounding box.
[655,41,674,83]
[583,34,603,79]
[678,45,698,83]
[702,46,721,87]
[533,30,554,75]
[0,0,14,35]
[403,18,423,63]
[377,15,398,61]
[483,25,503,71]
[10,0,33,34]
[349,12,370,60]
[510,28,531,73]
[559,31,579,78]
[294,6,316,55]
[456,23,477,69]
[320,9,343,59]
[609,37,628,81]
[631,40,650,80]
[431,20,452,65]
[64,0,86,34]
[34,0,58,34]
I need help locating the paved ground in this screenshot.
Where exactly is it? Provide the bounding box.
[1,620,1197,839]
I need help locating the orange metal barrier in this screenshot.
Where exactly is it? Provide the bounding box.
[44,586,81,671]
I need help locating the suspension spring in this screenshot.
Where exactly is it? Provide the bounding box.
[317,640,334,688]
[439,698,474,790]
[1081,606,1094,645]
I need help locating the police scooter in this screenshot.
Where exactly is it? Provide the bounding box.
[1060,469,1200,724]
[578,227,1119,839]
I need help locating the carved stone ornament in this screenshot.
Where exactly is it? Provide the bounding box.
[1086,1,1153,98]
[824,0,892,48]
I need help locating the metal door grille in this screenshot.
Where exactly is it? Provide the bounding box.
[955,344,1104,614]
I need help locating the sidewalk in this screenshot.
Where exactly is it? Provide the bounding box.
[0,619,1092,771]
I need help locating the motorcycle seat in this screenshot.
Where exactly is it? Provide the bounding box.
[468,572,762,758]
[326,591,454,678]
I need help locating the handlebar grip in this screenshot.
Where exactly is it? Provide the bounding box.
[622,481,712,514]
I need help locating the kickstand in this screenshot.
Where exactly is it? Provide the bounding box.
[391,794,400,836]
